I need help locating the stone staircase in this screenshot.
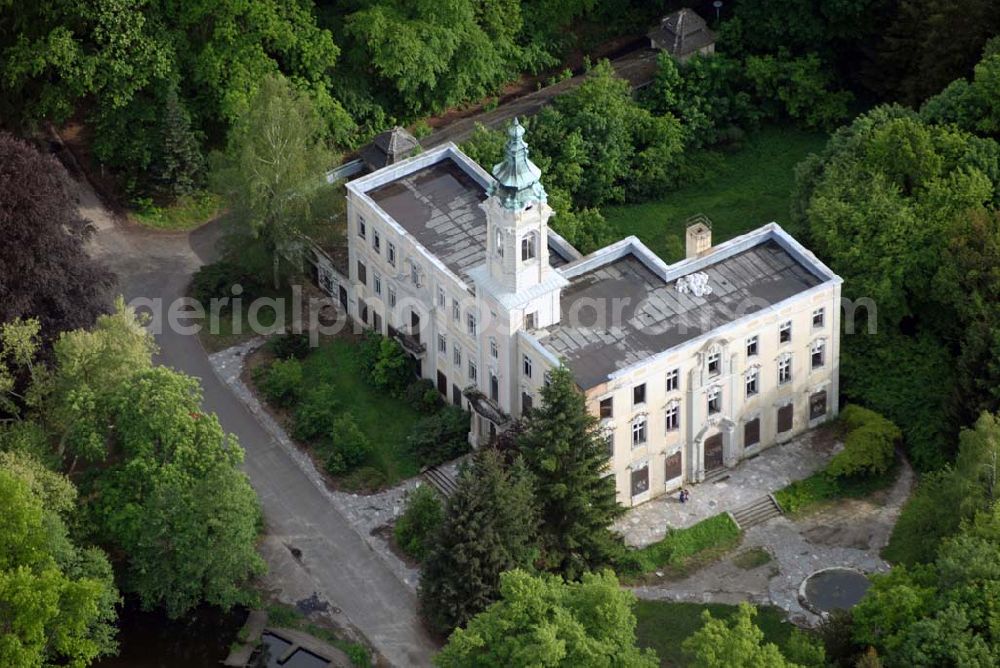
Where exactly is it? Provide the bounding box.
[730,494,783,530]
[422,464,459,497]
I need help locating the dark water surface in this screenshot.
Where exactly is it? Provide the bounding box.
[93,599,244,668]
[804,568,871,613]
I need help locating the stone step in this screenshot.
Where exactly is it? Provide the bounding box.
[422,465,459,497]
[731,495,783,530]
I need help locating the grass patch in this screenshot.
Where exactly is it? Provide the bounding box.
[133,191,222,231]
[196,285,294,353]
[264,603,371,667]
[621,513,742,580]
[602,127,828,260]
[634,600,795,667]
[299,338,423,486]
[774,460,900,517]
[733,547,773,570]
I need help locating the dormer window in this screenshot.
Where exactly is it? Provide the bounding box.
[521,232,537,261]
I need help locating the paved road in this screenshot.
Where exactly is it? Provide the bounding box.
[89,214,438,667]
[423,48,659,148]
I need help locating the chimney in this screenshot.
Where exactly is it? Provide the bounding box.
[685,214,713,258]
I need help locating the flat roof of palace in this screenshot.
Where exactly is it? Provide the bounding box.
[535,239,825,389]
[365,157,571,282]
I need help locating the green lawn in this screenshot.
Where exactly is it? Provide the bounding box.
[774,459,901,517]
[634,600,796,667]
[621,513,742,581]
[602,127,828,260]
[133,191,222,231]
[301,338,422,485]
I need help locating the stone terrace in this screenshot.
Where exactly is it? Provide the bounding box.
[615,428,841,548]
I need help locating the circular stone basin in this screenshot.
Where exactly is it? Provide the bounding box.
[799,567,871,615]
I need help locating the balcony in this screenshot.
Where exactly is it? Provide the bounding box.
[388,325,426,356]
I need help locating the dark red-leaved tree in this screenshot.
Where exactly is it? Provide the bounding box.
[0,133,114,341]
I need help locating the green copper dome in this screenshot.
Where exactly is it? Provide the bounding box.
[488,118,547,210]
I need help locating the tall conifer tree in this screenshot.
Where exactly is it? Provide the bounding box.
[418,449,537,635]
[518,365,624,578]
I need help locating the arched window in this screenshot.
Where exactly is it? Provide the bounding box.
[521,231,537,261]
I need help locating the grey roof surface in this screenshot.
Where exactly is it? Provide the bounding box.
[537,240,823,389]
[367,158,567,282]
[360,126,421,171]
[648,8,716,55]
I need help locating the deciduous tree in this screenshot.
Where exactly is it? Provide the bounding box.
[682,603,799,668]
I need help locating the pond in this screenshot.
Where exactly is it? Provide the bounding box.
[92,599,244,668]
[800,567,871,614]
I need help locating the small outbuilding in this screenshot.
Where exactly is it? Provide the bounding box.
[359,126,421,172]
[647,8,716,62]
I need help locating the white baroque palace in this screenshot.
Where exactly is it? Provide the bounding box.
[344,120,842,506]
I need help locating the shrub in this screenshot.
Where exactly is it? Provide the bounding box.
[406,406,471,467]
[190,260,263,305]
[253,358,302,408]
[269,333,310,360]
[358,332,412,397]
[323,413,371,475]
[827,405,901,478]
[394,485,444,561]
[403,379,441,414]
[293,386,340,442]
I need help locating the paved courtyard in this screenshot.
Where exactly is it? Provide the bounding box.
[632,458,913,625]
[616,429,842,548]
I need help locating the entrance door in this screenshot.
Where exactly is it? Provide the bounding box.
[703,433,724,472]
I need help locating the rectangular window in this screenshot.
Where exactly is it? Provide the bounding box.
[605,433,615,459]
[632,418,647,447]
[372,229,381,253]
[707,386,721,415]
[525,311,537,330]
[387,243,396,267]
[522,392,533,413]
[666,368,680,393]
[453,384,463,406]
[744,418,760,447]
[437,287,446,308]
[779,355,792,384]
[810,391,828,420]
[779,321,792,344]
[388,287,396,308]
[599,397,613,419]
[356,260,367,287]
[438,334,447,354]
[453,344,462,367]
[523,355,533,378]
[469,361,477,382]
[665,452,682,480]
[811,340,826,370]
[373,273,382,296]
[746,335,759,357]
[372,311,381,333]
[490,339,498,359]
[631,465,649,497]
[490,373,499,402]
[410,264,421,287]
[707,350,721,375]
[357,216,366,239]
[467,313,477,336]
[452,299,460,322]
[633,383,646,406]
[665,402,680,431]
[777,404,793,433]
[812,307,825,328]
[746,368,759,396]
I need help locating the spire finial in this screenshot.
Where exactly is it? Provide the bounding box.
[489,119,546,210]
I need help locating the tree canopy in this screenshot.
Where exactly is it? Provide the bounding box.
[0,451,119,668]
[0,134,114,344]
[435,569,658,667]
